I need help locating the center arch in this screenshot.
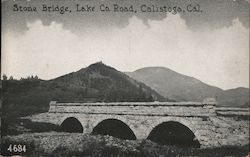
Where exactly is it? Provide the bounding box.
[92,118,136,140]
[147,121,200,148]
[60,117,83,133]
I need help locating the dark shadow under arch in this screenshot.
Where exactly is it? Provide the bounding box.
[147,121,200,148]
[92,119,136,140]
[60,117,83,133]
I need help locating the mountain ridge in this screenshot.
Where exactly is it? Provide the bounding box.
[126,67,249,107]
[50,62,167,101]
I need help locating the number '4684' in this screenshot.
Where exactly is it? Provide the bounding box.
[7,144,26,152]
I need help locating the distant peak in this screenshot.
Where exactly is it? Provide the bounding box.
[134,66,177,74]
[90,61,104,66]
[76,62,107,73]
[88,61,107,68]
[97,61,104,64]
[86,62,118,73]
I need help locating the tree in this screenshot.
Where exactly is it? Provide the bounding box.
[2,74,7,81]
[9,76,14,80]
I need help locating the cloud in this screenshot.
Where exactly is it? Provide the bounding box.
[2,0,249,35]
[2,14,249,89]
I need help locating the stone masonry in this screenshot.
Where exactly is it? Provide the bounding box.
[27,100,249,148]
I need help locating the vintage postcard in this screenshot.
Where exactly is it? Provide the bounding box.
[1,0,249,156]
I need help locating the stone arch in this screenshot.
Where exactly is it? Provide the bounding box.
[91,115,138,137]
[91,118,137,140]
[146,117,201,147]
[59,117,83,133]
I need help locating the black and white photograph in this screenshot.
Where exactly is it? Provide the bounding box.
[1,0,249,156]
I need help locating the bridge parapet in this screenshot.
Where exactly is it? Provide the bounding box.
[48,101,216,117]
[215,107,249,117]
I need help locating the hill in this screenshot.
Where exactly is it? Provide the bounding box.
[47,62,166,103]
[217,87,249,108]
[126,67,249,107]
[2,62,167,118]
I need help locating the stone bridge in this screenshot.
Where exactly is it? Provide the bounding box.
[28,101,249,148]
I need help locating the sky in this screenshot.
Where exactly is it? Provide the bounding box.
[1,0,250,90]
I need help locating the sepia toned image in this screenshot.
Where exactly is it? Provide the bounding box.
[1,0,249,156]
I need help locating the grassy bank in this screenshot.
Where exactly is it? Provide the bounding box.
[1,132,249,157]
